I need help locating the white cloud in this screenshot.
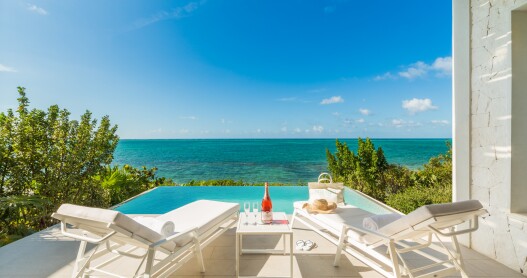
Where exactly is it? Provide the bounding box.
[320,96,344,105]
[431,120,450,125]
[179,129,189,134]
[391,119,422,128]
[280,126,287,132]
[312,125,324,133]
[359,108,371,116]
[0,64,17,73]
[398,61,428,79]
[373,72,396,81]
[27,4,47,15]
[293,128,301,133]
[332,112,340,116]
[180,116,198,120]
[256,129,261,133]
[135,1,204,28]
[431,57,452,76]
[356,118,365,123]
[402,98,438,114]
[376,56,452,81]
[392,119,405,127]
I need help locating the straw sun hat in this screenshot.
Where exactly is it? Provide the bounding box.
[302,199,337,214]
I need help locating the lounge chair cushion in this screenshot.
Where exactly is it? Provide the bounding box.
[55,200,239,250]
[362,200,484,244]
[56,204,172,248]
[294,201,374,242]
[296,199,485,245]
[156,200,239,237]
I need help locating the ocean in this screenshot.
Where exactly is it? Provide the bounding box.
[113,139,451,184]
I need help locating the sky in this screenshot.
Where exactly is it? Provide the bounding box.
[0,0,453,139]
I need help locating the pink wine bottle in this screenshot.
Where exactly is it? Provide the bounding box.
[261,182,273,224]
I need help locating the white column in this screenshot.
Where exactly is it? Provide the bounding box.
[452,0,471,202]
[452,0,471,246]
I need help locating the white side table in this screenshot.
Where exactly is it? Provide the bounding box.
[236,212,293,277]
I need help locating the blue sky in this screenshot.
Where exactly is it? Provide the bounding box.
[0,0,452,139]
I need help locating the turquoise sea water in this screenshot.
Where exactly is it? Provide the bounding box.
[114,186,393,215]
[113,139,450,184]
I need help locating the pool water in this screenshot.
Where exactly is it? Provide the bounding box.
[114,186,393,215]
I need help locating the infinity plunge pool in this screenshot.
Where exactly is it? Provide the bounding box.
[114,186,393,215]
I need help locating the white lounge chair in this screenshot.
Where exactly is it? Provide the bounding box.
[52,200,239,278]
[291,197,487,278]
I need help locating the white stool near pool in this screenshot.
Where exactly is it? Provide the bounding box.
[236,212,293,278]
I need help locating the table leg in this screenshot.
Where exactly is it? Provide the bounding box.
[236,233,239,277]
[283,234,286,255]
[290,233,294,277]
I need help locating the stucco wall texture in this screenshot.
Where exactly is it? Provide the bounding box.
[469,0,527,274]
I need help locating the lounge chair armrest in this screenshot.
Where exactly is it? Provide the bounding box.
[150,226,199,248]
[343,224,391,240]
[428,215,479,237]
[59,222,116,244]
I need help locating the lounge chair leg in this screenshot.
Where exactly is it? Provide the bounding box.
[144,248,155,278]
[433,233,469,278]
[333,227,347,267]
[450,233,469,278]
[72,240,88,278]
[74,243,100,278]
[388,240,402,278]
[194,235,206,273]
[450,229,464,268]
[290,210,297,228]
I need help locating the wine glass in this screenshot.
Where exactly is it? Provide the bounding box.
[252,202,259,225]
[243,202,250,225]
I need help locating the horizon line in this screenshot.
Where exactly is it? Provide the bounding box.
[118,137,453,140]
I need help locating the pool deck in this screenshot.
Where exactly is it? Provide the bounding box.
[0,216,522,278]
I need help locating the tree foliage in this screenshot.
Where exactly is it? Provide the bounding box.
[0,87,119,207]
[97,165,174,205]
[0,87,171,245]
[326,138,389,200]
[326,138,452,213]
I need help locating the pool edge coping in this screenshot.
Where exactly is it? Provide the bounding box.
[109,186,161,210]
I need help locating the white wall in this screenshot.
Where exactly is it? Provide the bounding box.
[454,0,527,274]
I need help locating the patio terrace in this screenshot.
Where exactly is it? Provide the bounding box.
[0,215,521,278]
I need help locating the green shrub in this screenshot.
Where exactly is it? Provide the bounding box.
[326,138,389,201]
[0,88,173,246]
[97,165,175,206]
[386,184,452,214]
[326,138,452,214]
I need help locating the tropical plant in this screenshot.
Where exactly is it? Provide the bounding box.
[98,165,174,205]
[326,138,452,213]
[385,184,452,214]
[326,138,389,201]
[0,87,172,246]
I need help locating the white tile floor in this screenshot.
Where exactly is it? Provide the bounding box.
[0,220,523,277]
